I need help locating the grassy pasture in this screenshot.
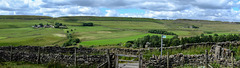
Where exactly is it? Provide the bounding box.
[79,33,174,46]
[0,28,66,46]
[0,16,240,46]
[0,62,45,68]
[0,19,49,29]
[84,21,167,30]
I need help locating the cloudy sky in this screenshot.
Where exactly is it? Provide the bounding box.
[0,0,240,22]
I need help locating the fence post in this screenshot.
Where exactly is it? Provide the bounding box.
[167,52,169,68]
[74,47,77,67]
[205,50,208,68]
[139,53,143,68]
[107,49,111,68]
[231,52,234,68]
[10,45,12,61]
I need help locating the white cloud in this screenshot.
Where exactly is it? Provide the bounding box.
[105,10,118,16]
[0,0,239,22]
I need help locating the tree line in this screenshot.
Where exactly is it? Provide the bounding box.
[125,34,240,48]
[148,30,176,35]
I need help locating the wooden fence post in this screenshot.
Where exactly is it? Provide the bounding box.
[231,52,234,68]
[115,55,118,68]
[139,53,143,68]
[74,47,77,67]
[205,50,208,68]
[107,49,111,68]
[167,52,169,68]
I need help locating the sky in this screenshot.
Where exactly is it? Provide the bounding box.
[0,0,240,22]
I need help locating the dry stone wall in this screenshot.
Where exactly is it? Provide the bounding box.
[0,41,240,67]
[146,45,240,68]
[0,46,107,66]
[0,46,100,54]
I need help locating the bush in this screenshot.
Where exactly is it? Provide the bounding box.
[83,23,93,26]
[124,42,132,48]
[79,45,83,48]
[39,23,44,27]
[74,38,81,43]
[62,38,81,47]
[128,34,240,48]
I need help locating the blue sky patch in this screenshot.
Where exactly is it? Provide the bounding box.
[100,8,145,14]
[233,7,239,11]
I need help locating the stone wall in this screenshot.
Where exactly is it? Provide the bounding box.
[154,41,240,51]
[0,50,107,66]
[0,46,108,67]
[146,45,240,68]
[102,41,240,55]
[0,46,100,54]
[0,41,240,67]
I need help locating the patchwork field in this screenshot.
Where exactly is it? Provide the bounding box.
[0,16,240,47]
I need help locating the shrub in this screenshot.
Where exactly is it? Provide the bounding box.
[62,38,81,47]
[128,34,240,48]
[83,23,93,26]
[79,45,83,48]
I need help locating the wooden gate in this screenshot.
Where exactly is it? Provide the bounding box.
[115,54,142,68]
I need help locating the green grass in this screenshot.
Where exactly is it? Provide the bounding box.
[0,19,50,29]
[1,16,240,47]
[0,28,66,46]
[0,37,7,39]
[79,33,173,46]
[0,62,46,68]
[86,21,167,30]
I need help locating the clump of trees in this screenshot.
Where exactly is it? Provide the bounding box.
[62,38,81,47]
[125,34,240,48]
[83,23,93,26]
[55,22,68,29]
[62,29,81,47]
[148,30,176,35]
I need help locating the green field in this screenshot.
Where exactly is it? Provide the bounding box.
[0,16,240,46]
[0,62,46,68]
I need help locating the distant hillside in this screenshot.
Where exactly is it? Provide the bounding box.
[59,16,163,23]
[0,15,52,20]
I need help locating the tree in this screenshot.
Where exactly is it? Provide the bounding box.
[34,24,37,27]
[214,34,218,36]
[39,23,44,27]
[201,34,204,37]
[75,38,80,43]
[170,38,180,46]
